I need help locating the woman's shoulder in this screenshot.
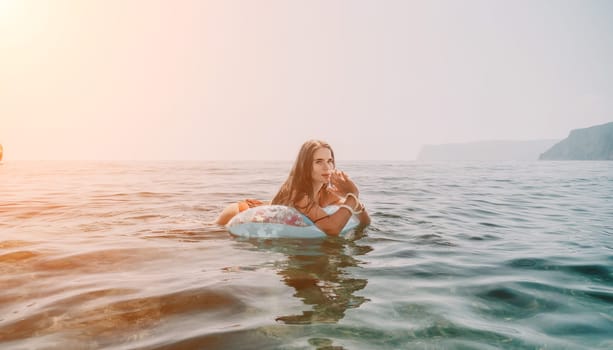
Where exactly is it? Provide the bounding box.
[293,194,311,209]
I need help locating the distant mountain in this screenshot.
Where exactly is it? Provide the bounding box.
[539,122,613,160]
[417,139,559,161]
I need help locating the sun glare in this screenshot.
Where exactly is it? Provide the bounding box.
[0,0,20,21]
[1,0,51,35]
[0,0,28,41]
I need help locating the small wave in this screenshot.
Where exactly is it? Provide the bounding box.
[0,250,40,263]
[473,283,562,318]
[561,264,613,283]
[33,248,160,273]
[0,240,35,249]
[506,258,613,283]
[0,287,247,345]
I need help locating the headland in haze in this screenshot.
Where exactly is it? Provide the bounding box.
[417,139,559,161]
[418,121,613,161]
[539,122,613,160]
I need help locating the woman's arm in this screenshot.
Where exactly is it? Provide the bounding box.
[328,170,371,227]
[354,201,371,226]
[298,195,361,236]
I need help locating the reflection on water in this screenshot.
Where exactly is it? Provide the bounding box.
[2,161,612,349]
[239,230,372,325]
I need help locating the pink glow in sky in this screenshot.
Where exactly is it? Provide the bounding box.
[2,0,612,160]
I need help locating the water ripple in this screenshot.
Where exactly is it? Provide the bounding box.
[1,160,612,349]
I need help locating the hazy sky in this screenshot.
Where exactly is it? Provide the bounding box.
[2,0,612,160]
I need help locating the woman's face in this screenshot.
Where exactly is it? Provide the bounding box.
[311,147,335,186]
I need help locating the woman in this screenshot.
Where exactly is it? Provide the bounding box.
[215,140,370,236]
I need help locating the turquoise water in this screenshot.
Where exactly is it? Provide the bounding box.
[0,160,611,349]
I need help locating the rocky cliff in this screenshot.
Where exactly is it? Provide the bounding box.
[539,122,613,160]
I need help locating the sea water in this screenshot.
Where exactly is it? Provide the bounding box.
[0,160,611,349]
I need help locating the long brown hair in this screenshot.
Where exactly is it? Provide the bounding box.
[271,140,335,210]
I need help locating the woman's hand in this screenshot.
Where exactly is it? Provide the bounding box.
[327,169,359,198]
